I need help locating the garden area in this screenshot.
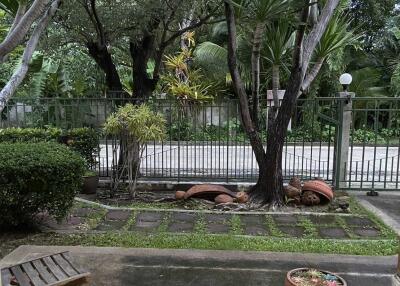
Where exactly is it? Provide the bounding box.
[1,0,400,285]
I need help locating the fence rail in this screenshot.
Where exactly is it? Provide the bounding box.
[1,96,399,190]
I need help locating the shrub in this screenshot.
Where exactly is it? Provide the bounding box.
[0,127,99,168]
[0,142,85,227]
[63,128,100,168]
[0,127,61,143]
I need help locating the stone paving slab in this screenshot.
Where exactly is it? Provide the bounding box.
[239,215,266,225]
[244,225,269,236]
[273,214,299,225]
[106,210,132,221]
[318,227,349,239]
[167,222,195,233]
[277,226,305,237]
[308,215,337,225]
[203,214,232,224]
[96,220,128,231]
[170,212,197,222]
[352,227,381,238]
[344,216,375,227]
[207,223,231,234]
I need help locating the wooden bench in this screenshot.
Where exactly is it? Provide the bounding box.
[1,252,91,286]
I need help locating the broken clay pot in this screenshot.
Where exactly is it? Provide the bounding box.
[184,185,236,201]
[175,191,186,200]
[235,192,249,203]
[215,194,234,204]
[302,180,334,203]
[301,191,321,206]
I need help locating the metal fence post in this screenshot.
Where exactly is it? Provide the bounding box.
[335,92,354,189]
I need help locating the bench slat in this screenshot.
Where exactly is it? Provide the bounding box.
[52,254,78,277]
[10,265,31,286]
[32,259,58,284]
[1,268,13,286]
[61,253,85,274]
[42,257,68,281]
[21,262,46,286]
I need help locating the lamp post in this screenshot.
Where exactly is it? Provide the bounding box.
[334,73,354,190]
[339,73,353,92]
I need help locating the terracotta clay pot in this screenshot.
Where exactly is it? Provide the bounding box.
[285,268,347,286]
[301,191,321,206]
[302,180,334,203]
[175,191,186,200]
[215,194,234,204]
[184,185,236,201]
[235,192,249,203]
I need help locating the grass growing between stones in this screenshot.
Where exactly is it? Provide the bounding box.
[298,217,319,239]
[1,231,398,260]
[230,215,244,235]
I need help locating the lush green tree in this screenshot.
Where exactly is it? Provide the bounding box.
[225,0,351,205]
[349,0,397,50]
[55,0,222,99]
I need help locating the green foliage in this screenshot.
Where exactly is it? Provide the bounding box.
[0,127,100,168]
[104,104,166,143]
[0,127,61,142]
[0,142,85,226]
[0,0,18,15]
[64,128,100,168]
[162,41,216,104]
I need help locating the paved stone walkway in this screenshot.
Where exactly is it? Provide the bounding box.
[41,205,392,240]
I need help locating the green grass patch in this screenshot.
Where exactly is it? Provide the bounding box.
[122,211,137,231]
[194,215,207,234]
[265,215,285,237]
[1,232,397,259]
[298,217,319,239]
[84,208,108,230]
[230,215,244,235]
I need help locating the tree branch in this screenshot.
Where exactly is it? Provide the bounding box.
[0,0,63,112]
[0,0,50,62]
[300,57,325,96]
[160,8,219,49]
[302,0,340,70]
[8,1,28,34]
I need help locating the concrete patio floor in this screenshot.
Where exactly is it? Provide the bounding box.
[1,246,397,286]
[354,191,400,236]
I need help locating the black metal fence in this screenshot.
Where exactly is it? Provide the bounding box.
[1,96,399,190]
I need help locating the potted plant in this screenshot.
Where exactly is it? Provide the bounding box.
[285,268,347,286]
[82,170,99,195]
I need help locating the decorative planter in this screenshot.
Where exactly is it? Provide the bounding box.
[82,174,99,194]
[285,268,347,286]
[303,180,334,203]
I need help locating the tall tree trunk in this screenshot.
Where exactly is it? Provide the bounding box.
[251,22,265,128]
[130,35,158,100]
[87,41,123,93]
[272,65,280,106]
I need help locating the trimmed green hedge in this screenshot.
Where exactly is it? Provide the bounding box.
[0,142,85,226]
[0,127,99,167]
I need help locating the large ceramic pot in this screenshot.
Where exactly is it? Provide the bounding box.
[302,180,334,203]
[82,173,99,194]
[285,268,347,286]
